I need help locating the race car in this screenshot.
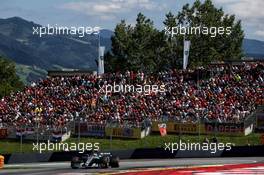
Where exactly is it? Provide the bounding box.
[71,151,119,169]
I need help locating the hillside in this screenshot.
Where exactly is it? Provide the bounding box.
[243,39,264,58]
[0,17,112,83]
[0,17,263,83]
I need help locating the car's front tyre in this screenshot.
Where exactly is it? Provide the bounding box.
[71,156,81,169]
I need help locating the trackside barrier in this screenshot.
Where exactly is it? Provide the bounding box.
[204,122,245,136]
[105,127,150,139]
[72,123,150,138]
[152,121,253,136]
[73,123,105,137]
[3,145,264,164]
[221,145,264,157]
[6,153,52,164]
[5,127,71,142]
[152,122,203,134]
[129,148,175,159]
[6,130,71,142]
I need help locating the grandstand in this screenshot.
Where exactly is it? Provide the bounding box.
[0,62,263,140]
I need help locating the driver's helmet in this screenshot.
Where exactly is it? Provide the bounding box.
[93,150,99,156]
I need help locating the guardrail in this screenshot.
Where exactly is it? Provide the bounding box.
[3,145,264,164]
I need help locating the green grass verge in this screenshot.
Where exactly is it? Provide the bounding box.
[0,133,261,154]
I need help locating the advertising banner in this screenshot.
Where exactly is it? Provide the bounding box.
[105,127,141,139]
[152,121,203,134]
[152,121,247,136]
[204,122,244,136]
[75,123,105,137]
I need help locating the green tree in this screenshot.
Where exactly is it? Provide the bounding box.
[105,20,133,72]
[163,11,182,68]
[176,0,244,67]
[105,13,166,72]
[106,0,244,72]
[0,56,24,98]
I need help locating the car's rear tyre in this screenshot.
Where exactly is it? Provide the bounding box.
[71,156,81,169]
[110,156,119,168]
[100,156,109,168]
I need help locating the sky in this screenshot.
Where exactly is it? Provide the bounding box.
[0,0,263,41]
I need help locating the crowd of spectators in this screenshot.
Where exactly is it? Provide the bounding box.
[0,62,263,129]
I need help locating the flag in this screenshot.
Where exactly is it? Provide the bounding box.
[52,130,63,142]
[98,46,105,75]
[158,123,167,136]
[183,40,191,70]
[16,129,26,138]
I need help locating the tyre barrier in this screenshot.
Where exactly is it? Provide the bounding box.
[0,155,4,168]
[3,145,264,164]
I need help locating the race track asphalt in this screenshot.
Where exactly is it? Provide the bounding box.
[1,157,264,175]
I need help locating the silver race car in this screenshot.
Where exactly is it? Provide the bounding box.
[71,151,119,169]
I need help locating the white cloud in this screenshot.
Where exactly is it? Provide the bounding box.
[214,0,264,21]
[213,0,239,4]
[214,0,264,40]
[255,30,264,37]
[228,0,264,20]
[61,0,164,20]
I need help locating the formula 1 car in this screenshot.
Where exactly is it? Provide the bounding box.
[71,151,119,169]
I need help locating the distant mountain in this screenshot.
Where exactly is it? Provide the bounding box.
[243,39,264,59]
[100,29,114,39]
[0,17,263,83]
[0,17,112,83]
